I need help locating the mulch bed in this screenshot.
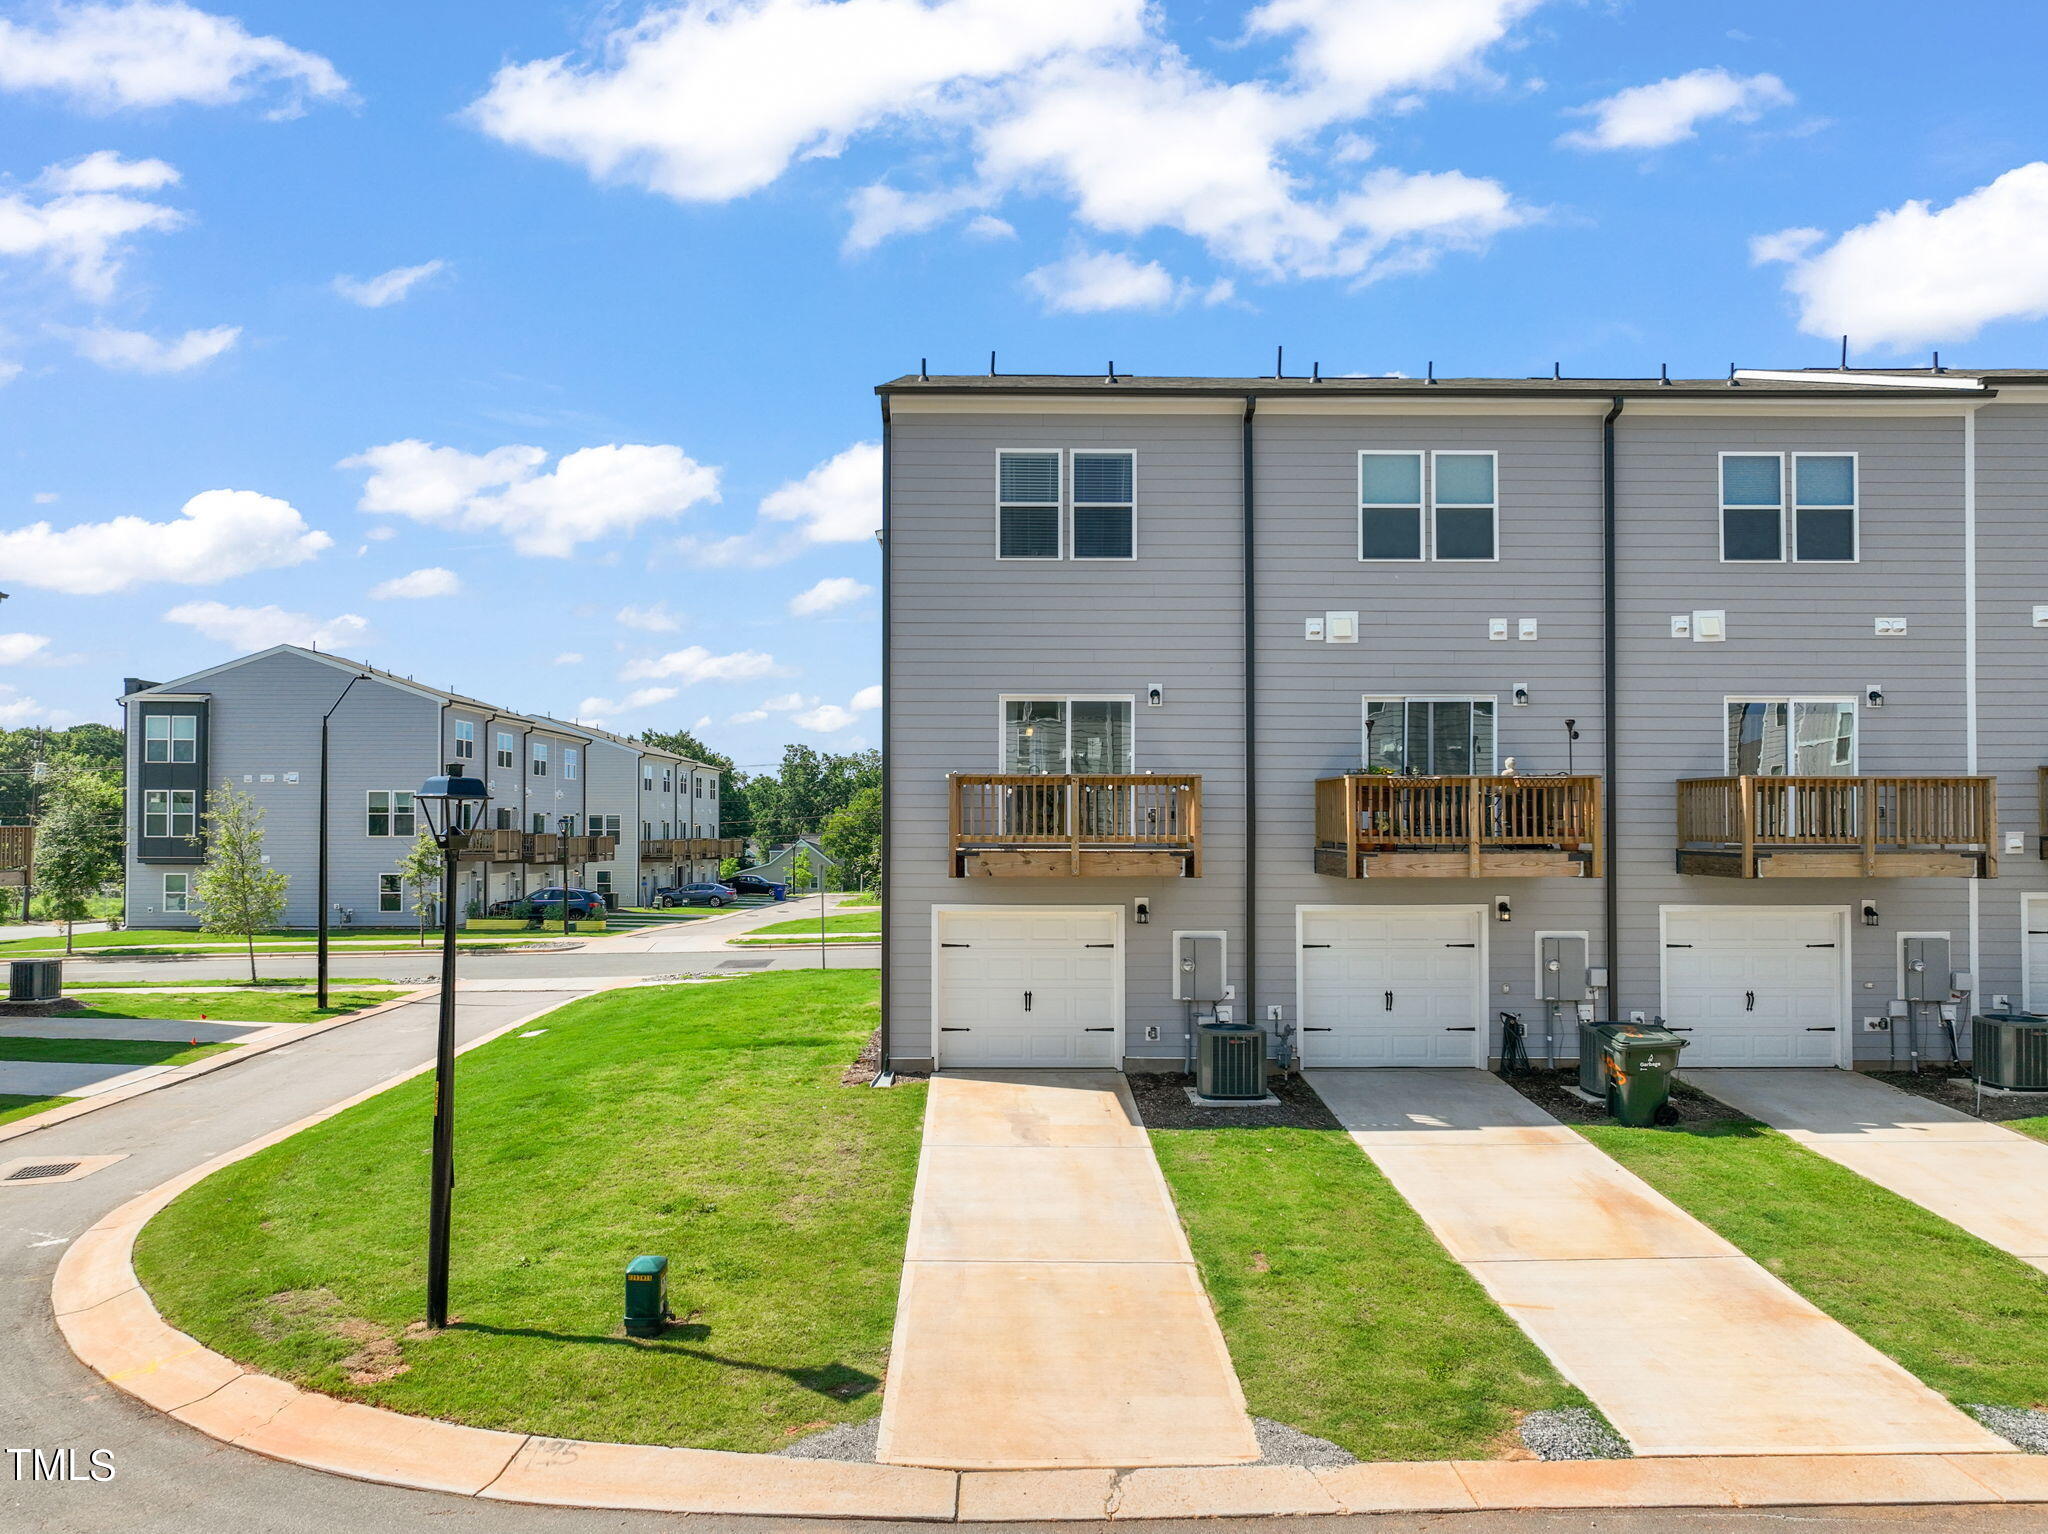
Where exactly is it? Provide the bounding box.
[841,1026,928,1088]
[1495,1066,1738,1126]
[1126,1070,1342,1131]
[0,997,84,1015]
[1864,1069,2048,1124]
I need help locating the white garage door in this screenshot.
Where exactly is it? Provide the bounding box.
[1662,908,1846,1067]
[2026,896,2048,1013]
[934,908,1122,1069]
[1298,906,1485,1067]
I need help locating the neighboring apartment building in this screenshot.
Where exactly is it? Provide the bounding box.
[120,646,737,927]
[880,366,2048,1075]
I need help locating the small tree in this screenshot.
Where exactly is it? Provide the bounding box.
[33,769,122,953]
[717,856,742,881]
[787,845,813,892]
[820,785,880,897]
[397,833,444,946]
[193,783,289,982]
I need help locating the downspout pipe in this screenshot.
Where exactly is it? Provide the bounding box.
[876,395,894,1086]
[1242,394,1258,1057]
[1602,395,1625,1010]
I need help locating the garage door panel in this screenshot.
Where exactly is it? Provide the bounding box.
[1301,907,1484,1068]
[935,910,1122,1069]
[1663,908,1845,1069]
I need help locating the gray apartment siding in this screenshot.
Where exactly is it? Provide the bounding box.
[886,388,2028,1071]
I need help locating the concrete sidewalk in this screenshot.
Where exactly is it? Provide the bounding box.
[1688,1069,2048,1276]
[875,1071,1260,1471]
[1309,1068,2006,1459]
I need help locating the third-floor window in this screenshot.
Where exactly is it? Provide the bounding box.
[1721,453,1856,562]
[143,713,196,763]
[453,720,476,760]
[997,450,1135,561]
[1359,451,1497,562]
[532,741,550,776]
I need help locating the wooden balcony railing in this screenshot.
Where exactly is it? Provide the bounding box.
[1315,774,1601,878]
[950,773,1201,877]
[641,836,743,862]
[452,828,527,863]
[565,835,618,861]
[1677,775,1996,878]
[0,824,29,887]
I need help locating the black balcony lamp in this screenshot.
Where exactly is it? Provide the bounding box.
[414,763,488,1330]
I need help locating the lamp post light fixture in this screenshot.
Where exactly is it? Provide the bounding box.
[414,761,489,1331]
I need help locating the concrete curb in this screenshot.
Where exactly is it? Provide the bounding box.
[46,1011,2048,1518]
[0,987,436,1146]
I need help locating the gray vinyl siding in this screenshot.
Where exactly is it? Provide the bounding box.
[887,392,2029,1070]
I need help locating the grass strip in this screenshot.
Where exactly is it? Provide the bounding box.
[727,935,881,948]
[0,1093,76,1127]
[1578,1116,2048,1409]
[0,1036,237,1068]
[66,978,389,991]
[743,913,887,938]
[136,971,924,1452]
[35,992,391,1026]
[1150,1121,1583,1460]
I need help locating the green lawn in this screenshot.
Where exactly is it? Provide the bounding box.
[0,1035,236,1068]
[1151,1122,1584,1460]
[41,991,393,1026]
[0,929,529,955]
[727,935,881,948]
[2013,1115,2048,1145]
[66,978,389,991]
[0,1093,75,1126]
[135,971,925,1452]
[744,913,883,938]
[1580,1117,2048,1409]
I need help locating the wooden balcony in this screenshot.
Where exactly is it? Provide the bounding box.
[0,825,29,887]
[565,835,618,861]
[452,828,528,863]
[1315,774,1602,878]
[684,836,746,859]
[640,838,681,861]
[950,774,1201,878]
[1677,776,1996,878]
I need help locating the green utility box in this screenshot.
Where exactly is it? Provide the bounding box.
[1578,1021,1688,1127]
[623,1254,672,1337]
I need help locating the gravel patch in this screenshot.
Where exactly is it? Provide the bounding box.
[776,1418,881,1461]
[1970,1405,2048,1453]
[1249,1417,1356,1468]
[1518,1408,1633,1461]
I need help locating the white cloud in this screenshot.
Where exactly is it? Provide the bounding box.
[342,439,721,557]
[1024,249,1183,313]
[1560,68,1792,151]
[32,492,59,503]
[0,361,20,386]
[850,684,882,711]
[65,322,238,372]
[788,575,872,615]
[0,1,348,115]
[616,602,680,632]
[164,601,368,652]
[761,691,810,711]
[0,488,330,594]
[1749,226,1824,266]
[332,259,446,308]
[0,152,187,301]
[1764,164,2048,346]
[469,0,1144,203]
[576,685,678,719]
[619,646,787,683]
[553,651,584,665]
[964,213,1015,240]
[687,440,882,567]
[1246,0,1541,105]
[792,702,859,732]
[370,566,461,599]
[0,683,58,726]
[0,633,53,665]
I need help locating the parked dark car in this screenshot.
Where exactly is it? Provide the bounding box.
[492,887,605,919]
[654,881,737,908]
[723,874,778,898]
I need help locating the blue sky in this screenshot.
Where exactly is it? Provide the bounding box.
[2,0,2046,765]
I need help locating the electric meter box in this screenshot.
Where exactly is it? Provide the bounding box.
[1540,936,1588,1002]
[1903,937,1951,1002]
[1174,932,1226,1002]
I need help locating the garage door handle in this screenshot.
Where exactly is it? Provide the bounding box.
[1083,1027,1113,1032]
[940,1027,970,1032]
[940,942,970,948]
[1085,943,1116,948]
[1023,991,1032,1011]
[1444,1027,1477,1032]
[1384,990,1394,1010]
[1806,1026,1836,1032]
[1302,943,1331,949]
[1745,990,1755,1011]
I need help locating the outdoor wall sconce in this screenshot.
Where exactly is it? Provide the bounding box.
[1861,899,1880,927]
[1494,895,1512,923]
[1134,897,1151,925]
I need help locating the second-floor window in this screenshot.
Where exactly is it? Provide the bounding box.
[641,819,652,840]
[495,807,513,830]
[143,713,196,763]
[1002,697,1133,774]
[1726,698,1857,775]
[997,450,1137,560]
[1721,453,1857,562]
[532,741,550,776]
[496,731,515,768]
[564,747,579,781]
[143,789,195,839]
[1363,697,1496,775]
[596,814,621,836]
[454,720,476,760]
[532,811,546,833]
[366,790,416,837]
[1360,451,1497,562]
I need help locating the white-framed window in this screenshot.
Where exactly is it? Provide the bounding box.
[641,820,653,840]
[995,450,1138,561]
[143,712,197,763]
[531,811,546,833]
[642,765,655,790]
[1362,697,1497,775]
[496,731,516,769]
[454,720,476,760]
[1720,452,1858,562]
[378,873,403,913]
[366,790,416,837]
[531,741,550,776]
[1725,697,1858,775]
[998,450,1062,559]
[1000,696,1134,774]
[162,871,189,912]
[1072,451,1135,560]
[143,788,197,839]
[709,780,717,801]
[662,769,673,792]
[693,777,703,798]
[594,871,612,894]
[1359,450,1497,562]
[661,820,671,839]
[564,747,579,781]
[495,807,513,830]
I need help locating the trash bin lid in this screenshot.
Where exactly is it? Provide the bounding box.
[626,1254,668,1276]
[1604,1022,1689,1052]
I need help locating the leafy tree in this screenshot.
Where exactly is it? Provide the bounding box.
[820,784,880,897]
[746,745,880,845]
[31,769,122,953]
[717,856,742,880]
[397,833,444,946]
[787,845,814,891]
[193,784,289,982]
[0,724,123,824]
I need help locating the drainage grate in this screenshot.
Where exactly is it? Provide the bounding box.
[720,959,773,970]
[6,1162,81,1181]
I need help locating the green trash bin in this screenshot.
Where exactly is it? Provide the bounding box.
[623,1254,672,1337]
[1577,1021,1688,1127]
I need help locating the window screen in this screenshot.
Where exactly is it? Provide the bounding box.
[1432,453,1496,560]
[1072,452,1134,559]
[1722,455,1784,560]
[1793,455,1855,561]
[999,451,1060,558]
[1360,453,1423,560]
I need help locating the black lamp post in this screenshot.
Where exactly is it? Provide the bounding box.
[414,761,489,1330]
[316,674,372,1010]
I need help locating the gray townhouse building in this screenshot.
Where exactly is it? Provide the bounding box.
[879,365,2048,1076]
[120,645,739,928]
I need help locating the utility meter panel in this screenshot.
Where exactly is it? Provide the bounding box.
[1174,932,1226,1002]
[1540,935,1589,1001]
[1903,936,1951,1001]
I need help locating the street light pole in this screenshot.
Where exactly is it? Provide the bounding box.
[316,675,370,1010]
